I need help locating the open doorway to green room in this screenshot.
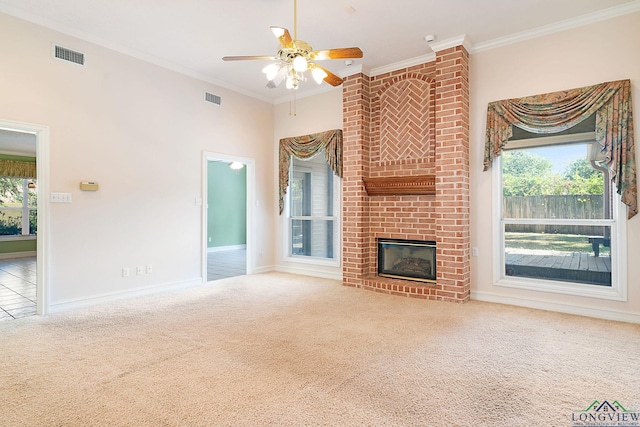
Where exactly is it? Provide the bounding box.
[201,152,255,282]
[0,119,49,320]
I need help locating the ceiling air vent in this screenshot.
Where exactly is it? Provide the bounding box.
[54,45,85,65]
[205,92,221,106]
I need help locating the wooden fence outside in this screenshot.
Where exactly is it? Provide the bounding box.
[504,195,606,235]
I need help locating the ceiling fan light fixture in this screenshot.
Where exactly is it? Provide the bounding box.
[311,66,327,84]
[292,55,308,72]
[262,63,280,81]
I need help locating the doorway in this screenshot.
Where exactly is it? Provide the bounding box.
[0,119,49,319]
[202,152,254,282]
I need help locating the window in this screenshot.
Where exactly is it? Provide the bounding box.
[0,177,37,236]
[494,133,626,300]
[287,150,340,263]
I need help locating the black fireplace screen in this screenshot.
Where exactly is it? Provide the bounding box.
[378,239,436,283]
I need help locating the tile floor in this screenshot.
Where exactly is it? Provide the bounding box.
[0,256,37,321]
[207,247,246,282]
[0,249,245,321]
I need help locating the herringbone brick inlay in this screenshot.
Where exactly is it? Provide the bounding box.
[380,79,431,162]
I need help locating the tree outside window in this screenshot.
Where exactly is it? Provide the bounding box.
[0,177,37,236]
[501,142,613,287]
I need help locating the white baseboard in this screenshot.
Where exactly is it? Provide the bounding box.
[274,265,342,281]
[0,251,36,260]
[49,278,203,314]
[471,291,640,324]
[252,265,275,274]
[207,244,246,253]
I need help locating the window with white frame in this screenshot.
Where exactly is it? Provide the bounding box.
[494,131,626,300]
[0,177,37,236]
[287,149,340,262]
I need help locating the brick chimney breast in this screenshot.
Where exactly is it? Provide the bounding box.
[342,46,470,302]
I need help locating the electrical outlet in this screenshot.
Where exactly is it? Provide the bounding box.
[472,247,479,257]
[122,268,130,277]
[50,192,72,203]
[208,237,211,243]
[136,266,144,275]
[146,264,152,274]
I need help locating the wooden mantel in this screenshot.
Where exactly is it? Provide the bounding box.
[363,175,435,196]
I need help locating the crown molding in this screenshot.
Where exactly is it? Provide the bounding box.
[428,34,474,54]
[340,63,365,78]
[369,53,436,77]
[366,33,473,78]
[472,0,640,53]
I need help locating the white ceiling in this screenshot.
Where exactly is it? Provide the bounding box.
[0,0,639,104]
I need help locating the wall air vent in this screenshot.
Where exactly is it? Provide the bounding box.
[54,45,85,65]
[205,92,222,106]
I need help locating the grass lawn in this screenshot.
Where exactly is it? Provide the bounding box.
[505,232,611,256]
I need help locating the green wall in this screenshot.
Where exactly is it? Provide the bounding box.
[207,161,246,248]
[0,238,36,254]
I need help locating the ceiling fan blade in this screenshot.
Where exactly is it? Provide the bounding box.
[270,26,293,48]
[316,65,344,87]
[222,55,277,61]
[313,47,363,60]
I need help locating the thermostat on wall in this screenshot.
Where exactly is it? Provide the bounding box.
[80,181,99,191]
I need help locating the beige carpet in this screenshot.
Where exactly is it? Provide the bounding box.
[1,273,639,426]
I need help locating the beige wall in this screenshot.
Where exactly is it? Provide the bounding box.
[470,11,640,321]
[0,13,275,307]
[273,89,344,279]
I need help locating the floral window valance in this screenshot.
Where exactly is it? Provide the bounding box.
[0,158,37,179]
[278,129,343,215]
[484,79,636,219]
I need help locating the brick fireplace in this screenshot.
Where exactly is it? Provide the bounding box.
[341,45,470,302]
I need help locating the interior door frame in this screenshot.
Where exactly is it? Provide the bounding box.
[201,151,255,282]
[0,118,50,315]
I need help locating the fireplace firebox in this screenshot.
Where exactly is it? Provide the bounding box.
[378,239,436,283]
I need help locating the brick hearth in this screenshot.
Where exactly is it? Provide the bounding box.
[342,46,470,302]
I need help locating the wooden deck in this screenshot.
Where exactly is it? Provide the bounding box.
[505,252,611,286]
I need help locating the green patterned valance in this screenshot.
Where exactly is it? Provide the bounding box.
[484,79,636,219]
[0,158,36,179]
[278,129,343,215]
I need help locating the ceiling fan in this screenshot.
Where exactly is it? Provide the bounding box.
[222,0,363,90]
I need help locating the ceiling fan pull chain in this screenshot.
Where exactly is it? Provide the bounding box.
[289,92,297,117]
